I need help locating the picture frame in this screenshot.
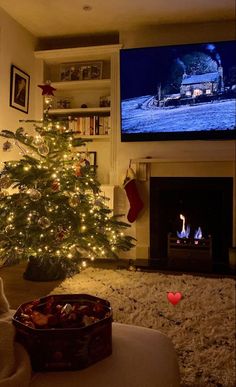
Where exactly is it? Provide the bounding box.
[10,65,30,113]
[60,61,103,81]
[76,151,97,170]
[100,95,111,107]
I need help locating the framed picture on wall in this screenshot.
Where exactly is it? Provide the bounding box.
[76,151,97,171]
[10,65,30,113]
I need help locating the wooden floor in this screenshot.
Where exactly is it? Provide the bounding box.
[0,263,62,309]
[0,259,129,309]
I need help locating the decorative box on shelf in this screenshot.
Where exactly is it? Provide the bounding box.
[12,294,112,372]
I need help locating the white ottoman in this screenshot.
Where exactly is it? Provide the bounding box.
[30,322,180,387]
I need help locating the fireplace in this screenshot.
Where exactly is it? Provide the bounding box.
[150,177,233,272]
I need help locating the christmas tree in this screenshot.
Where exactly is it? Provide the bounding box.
[0,101,135,281]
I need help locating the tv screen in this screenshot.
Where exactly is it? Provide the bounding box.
[120,40,236,142]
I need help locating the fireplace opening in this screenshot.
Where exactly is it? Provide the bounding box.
[150,177,233,273]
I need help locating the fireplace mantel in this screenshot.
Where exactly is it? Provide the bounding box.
[131,156,236,182]
[131,157,234,163]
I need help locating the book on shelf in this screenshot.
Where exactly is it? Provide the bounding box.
[69,115,111,136]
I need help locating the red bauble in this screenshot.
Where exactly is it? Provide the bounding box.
[51,180,60,192]
[75,164,81,177]
[56,225,67,241]
[57,230,65,240]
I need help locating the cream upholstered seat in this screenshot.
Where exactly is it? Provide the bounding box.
[30,323,180,387]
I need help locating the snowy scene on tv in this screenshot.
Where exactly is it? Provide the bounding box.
[120,41,236,138]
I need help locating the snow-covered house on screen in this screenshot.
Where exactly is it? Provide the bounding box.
[180,66,224,98]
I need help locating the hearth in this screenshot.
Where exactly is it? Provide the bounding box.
[150,177,233,273]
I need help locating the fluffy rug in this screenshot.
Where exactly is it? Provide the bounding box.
[51,268,236,387]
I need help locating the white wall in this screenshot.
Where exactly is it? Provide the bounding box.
[0,7,37,163]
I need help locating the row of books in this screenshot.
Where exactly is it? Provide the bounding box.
[68,115,111,136]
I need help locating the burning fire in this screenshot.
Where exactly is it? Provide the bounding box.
[194,227,202,240]
[177,214,203,240]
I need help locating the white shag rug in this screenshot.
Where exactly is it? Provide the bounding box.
[51,268,236,387]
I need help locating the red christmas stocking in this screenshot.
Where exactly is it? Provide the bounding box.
[124,178,144,223]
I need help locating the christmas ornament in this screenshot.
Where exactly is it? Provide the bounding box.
[28,211,40,224]
[38,81,56,96]
[0,190,7,199]
[68,195,80,208]
[38,216,51,229]
[57,230,65,240]
[2,141,12,152]
[75,164,81,177]
[123,167,144,223]
[44,203,53,213]
[38,143,49,156]
[18,184,27,193]
[27,188,42,201]
[44,96,53,106]
[51,180,60,192]
[0,175,12,189]
[5,224,15,235]
[32,135,44,147]
[56,225,67,241]
[95,197,104,206]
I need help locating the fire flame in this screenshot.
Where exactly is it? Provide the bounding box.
[194,227,202,240]
[176,214,203,239]
[177,214,190,238]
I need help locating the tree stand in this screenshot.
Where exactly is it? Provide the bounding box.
[23,256,79,282]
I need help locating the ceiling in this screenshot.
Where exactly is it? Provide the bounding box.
[0,0,235,38]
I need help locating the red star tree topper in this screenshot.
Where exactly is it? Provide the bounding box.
[38,81,56,96]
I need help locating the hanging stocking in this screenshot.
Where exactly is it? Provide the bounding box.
[123,168,144,223]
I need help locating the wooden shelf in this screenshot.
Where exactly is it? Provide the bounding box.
[51,79,111,91]
[73,134,110,140]
[48,107,111,115]
[34,44,123,64]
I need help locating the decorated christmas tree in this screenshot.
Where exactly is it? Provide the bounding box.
[0,89,135,281]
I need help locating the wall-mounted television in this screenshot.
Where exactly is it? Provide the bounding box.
[120,40,236,142]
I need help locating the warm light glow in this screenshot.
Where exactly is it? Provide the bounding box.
[177,214,190,239]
